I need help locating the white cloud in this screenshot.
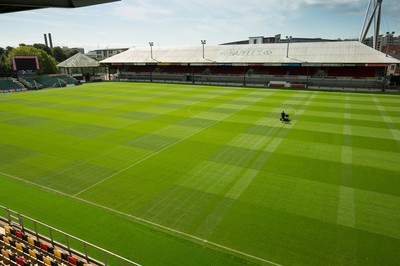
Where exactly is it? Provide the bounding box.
[113,1,173,21]
[1,0,398,51]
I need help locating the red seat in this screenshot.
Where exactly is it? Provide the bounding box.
[15,231,24,239]
[40,242,48,251]
[68,256,78,265]
[16,256,26,265]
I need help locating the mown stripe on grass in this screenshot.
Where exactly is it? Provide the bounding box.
[72,91,265,198]
[371,95,400,146]
[128,90,280,219]
[0,168,282,266]
[337,96,355,228]
[194,92,317,240]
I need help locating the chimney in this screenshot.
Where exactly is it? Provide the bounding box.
[48,33,53,49]
[44,34,48,47]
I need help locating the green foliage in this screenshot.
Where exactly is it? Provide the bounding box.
[0,44,81,76]
[65,48,80,59]
[7,45,58,75]
[5,46,13,55]
[33,43,52,55]
[0,48,7,73]
[0,47,13,76]
[52,46,67,62]
[52,46,80,63]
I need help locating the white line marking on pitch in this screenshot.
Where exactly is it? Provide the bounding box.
[0,171,282,266]
[1,91,287,265]
[371,96,400,145]
[337,97,355,228]
[73,91,271,197]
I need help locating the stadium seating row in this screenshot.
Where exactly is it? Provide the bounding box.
[31,76,66,88]
[0,206,139,266]
[124,65,215,75]
[122,65,379,78]
[1,224,90,266]
[57,75,79,85]
[0,75,80,92]
[20,75,80,90]
[0,78,25,91]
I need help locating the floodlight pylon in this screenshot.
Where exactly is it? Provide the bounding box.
[359,0,383,50]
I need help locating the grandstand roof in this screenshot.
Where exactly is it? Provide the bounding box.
[101,41,400,66]
[57,52,100,68]
[0,0,119,14]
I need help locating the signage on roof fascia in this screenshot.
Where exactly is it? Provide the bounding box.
[263,63,281,66]
[301,63,322,67]
[219,49,273,57]
[188,63,216,66]
[281,63,301,67]
[365,63,389,67]
[317,63,344,67]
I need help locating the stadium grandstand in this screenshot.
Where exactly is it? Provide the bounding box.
[0,206,139,266]
[101,41,400,91]
[0,75,80,92]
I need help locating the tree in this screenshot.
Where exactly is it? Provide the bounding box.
[33,43,52,55]
[7,46,58,75]
[0,50,8,76]
[66,48,80,59]
[0,47,13,77]
[52,46,67,62]
[5,46,13,56]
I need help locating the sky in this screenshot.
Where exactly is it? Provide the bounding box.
[0,0,399,53]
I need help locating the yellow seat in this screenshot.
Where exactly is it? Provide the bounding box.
[15,242,24,251]
[28,249,37,258]
[4,225,11,235]
[27,236,35,246]
[2,235,10,245]
[1,249,10,258]
[54,249,62,259]
[43,256,52,265]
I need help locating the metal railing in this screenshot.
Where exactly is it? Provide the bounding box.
[117,72,387,91]
[0,205,141,266]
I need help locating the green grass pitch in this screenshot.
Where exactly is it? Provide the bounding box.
[0,82,399,265]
